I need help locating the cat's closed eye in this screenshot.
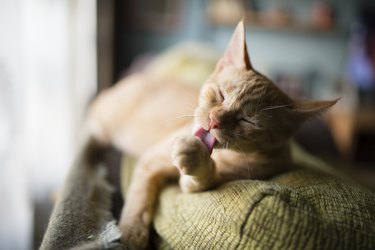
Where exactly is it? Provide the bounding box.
[238,115,260,128]
[204,85,224,105]
[240,117,255,125]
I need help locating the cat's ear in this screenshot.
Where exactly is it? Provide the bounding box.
[290,98,339,122]
[215,20,252,71]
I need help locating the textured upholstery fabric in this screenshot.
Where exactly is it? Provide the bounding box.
[41,148,375,249]
[152,169,375,249]
[121,151,375,250]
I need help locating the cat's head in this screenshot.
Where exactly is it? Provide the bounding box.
[194,21,338,153]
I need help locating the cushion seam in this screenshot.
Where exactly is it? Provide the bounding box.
[234,190,274,250]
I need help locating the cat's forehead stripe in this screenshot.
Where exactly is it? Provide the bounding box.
[225,81,266,108]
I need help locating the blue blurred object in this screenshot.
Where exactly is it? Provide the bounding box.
[347,6,375,104]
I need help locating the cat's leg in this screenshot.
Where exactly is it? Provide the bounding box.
[119,153,178,250]
[172,135,217,193]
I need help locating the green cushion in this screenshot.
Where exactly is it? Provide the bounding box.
[121,143,375,249]
[152,169,375,249]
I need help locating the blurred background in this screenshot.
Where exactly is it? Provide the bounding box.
[1,0,375,249]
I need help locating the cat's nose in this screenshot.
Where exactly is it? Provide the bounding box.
[209,114,220,129]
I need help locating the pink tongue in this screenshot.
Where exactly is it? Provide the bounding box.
[193,127,217,154]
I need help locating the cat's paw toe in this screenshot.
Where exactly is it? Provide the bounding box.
[172,135,210,175]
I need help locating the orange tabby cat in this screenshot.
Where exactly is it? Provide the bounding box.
[84,21,337,249]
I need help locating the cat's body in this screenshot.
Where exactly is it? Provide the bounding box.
[81,22,337,249]
[87,73,199,156]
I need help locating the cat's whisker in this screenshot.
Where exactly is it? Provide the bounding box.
[229,143,242,179]
[167,115,197,121]
[233,142,254,179]
[255,112,273,119]
[233,142,245,155]
[259,104,290,112]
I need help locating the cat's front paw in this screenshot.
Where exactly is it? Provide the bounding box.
[172,135,211,176]
[172,135,216,192]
